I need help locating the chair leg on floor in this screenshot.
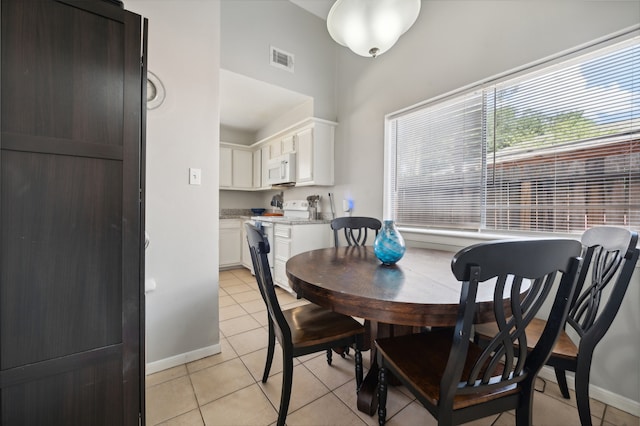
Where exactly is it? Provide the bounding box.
[263,321,276,382]
[575,361,594,426]
[554,367,570,399]
[277,354,294,426]
[378,367,387,426]
[355,348,363,391]
[326,348,333,365]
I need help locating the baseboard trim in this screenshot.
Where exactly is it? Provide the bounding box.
[538,367,640,417]
[145,343,221,375]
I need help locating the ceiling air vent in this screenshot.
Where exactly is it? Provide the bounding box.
[270,46,294,73]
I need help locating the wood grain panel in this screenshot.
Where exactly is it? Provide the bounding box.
[1,150,122,369]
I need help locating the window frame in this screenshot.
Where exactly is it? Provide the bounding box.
[384,27,640,238]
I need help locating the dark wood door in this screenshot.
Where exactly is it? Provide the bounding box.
[0,0,144,424]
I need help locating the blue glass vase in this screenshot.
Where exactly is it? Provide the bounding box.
[373,220,406,265]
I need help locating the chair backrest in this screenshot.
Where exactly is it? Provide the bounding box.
[245,223,292,347]
[331,216,382,246]
[567,226,639,343]
[441,239,583,411]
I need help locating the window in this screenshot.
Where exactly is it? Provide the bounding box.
[386,36,639,234]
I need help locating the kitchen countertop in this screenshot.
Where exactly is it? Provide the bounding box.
[252,217,332,225]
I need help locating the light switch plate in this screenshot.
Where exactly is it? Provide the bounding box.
[189,168,202,185]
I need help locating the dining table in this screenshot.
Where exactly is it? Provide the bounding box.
[285,245,503,416]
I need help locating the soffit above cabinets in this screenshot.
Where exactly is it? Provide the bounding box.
[219,69,312,134]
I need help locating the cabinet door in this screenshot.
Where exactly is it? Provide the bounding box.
[220,147,232,187]
[232,149,252,188]
[241,225,253,272]
[269,140,282,159]
[0,1,143,423]
[296,128,313,183]
[252,149,261,188]
[261,146,270,188]
[282,135,295,154]
[220,221,242,267]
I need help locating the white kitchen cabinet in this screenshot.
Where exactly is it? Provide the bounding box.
[294,121,335,186]
[219,219,242,267]
[219,146,232,188]
[220,143,254,190]
[232,149,253,188]
[252,149,261,188]
[241,223,253,272]
[272,223,332,293]
[261,145,271,189]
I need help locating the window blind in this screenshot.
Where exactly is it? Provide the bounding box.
[389,92,485,229]
[387,36,639,234]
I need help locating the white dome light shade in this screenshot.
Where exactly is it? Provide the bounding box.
[327,0,421,58]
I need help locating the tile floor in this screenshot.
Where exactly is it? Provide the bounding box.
[146,268,639,426]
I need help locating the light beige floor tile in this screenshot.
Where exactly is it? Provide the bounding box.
[186,338,238,374]
[219,304,248,321]
[538,380,606,420]
[218,295,236,308]
[281,299,312,310]
[146,364,188,388]
[259,364,330,414]
[219,288,229,297]
[275,290,300,305]
[155,409,204,426]
[224,283,256,294]
[603,405,640,426]
[531,391,586,425]
[385,400,436,425]
[284,392,367,426]
[200,383,278,426]
[333,379,413,426]
[251,311,270,326]
[219,270,238,281]
[219,315,262,337]
[146,376,199,426]
[303,350,359,390]
[190,358,255,406]
[240,298,267,314]
[227,327,270,355]
[231,289,262,303]
[240,345,285,381]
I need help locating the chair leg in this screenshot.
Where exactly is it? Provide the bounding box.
[355,348,363,391]
[575,359,594,426]
[263,320,276,383]
[326,348,333,365]
[277,352,294,426]
[554,367,570,399]
[514,382,535,426]
[378,367,387,426]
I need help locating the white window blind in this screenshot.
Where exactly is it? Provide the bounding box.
[389,92,485,229]
[387,36,639,233]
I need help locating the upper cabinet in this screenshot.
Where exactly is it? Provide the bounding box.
[219,144,254,190]
[220,118,336,191]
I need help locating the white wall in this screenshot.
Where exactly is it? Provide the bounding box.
[125,0,221,372]
[221,0,337,123]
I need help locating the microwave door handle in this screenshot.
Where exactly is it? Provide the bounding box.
[280,160,286,179]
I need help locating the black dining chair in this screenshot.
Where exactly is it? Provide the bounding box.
[475,226,639,426]
[245,223,365,426]
[331,216,382,247]
[375,238,584,426]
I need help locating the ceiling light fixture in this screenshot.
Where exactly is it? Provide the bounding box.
[327,0,421,58]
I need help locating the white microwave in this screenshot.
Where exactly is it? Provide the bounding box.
[267,153,296,186]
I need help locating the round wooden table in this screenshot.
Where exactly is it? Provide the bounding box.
[285,246,501,415]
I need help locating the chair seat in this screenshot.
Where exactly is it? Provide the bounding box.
[284,303,364,349]
[475,318,579,361]
[376,330,518,410]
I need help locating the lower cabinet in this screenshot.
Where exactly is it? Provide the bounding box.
[220,219,242,268]
[273,223,332,293]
